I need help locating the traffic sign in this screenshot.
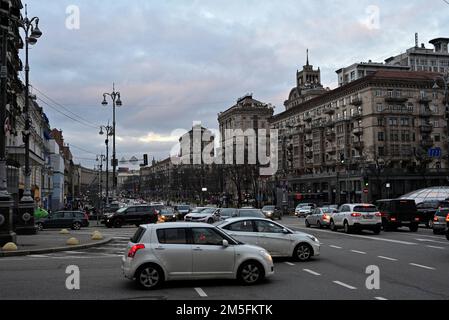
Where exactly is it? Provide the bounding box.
[428,147,442,158]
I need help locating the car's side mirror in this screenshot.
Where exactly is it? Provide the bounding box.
[222,239,229,247]
[282,228,289,234]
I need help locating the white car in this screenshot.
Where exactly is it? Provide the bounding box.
[216,217,320,261]
[184,207,220,223]
[295,205,314,217]
[330,203,382,234]
[121,223,274,289]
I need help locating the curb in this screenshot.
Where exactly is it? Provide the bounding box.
[0,237,114,258]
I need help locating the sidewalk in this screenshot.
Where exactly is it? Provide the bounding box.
[0,229,113,258]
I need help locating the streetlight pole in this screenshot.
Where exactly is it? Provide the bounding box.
[101,84,122,202]
[99,124,113,208]
[96,154,105,226]
[17,5,42,235]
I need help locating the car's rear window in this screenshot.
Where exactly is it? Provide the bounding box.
[178,206,190,210]
[353,206,377,213]
[156,228,187,244]
[239,209,265,217]
[131,227,146,243]
[436,209,449,217]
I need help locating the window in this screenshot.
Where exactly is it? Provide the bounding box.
[378,132,385,141]
[434,120,439,128]
[64,212,74,218]
[226,220,254,232]
[375,90,382,97]
[435,134,441,142]
[377,103,383,112]
[378,147,385,156]
[254,220,285,233]
[191,228,224,246]
[156,228,187,244]
[389,118,398,126]
[377,118,384,126]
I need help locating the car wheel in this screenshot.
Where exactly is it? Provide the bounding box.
[72,222,81,230]
[373,226,381,235]
[294,243,313,262]
[305,220,311,228]
[207,218,214,224]
[427,219,434,229]
[238,261,264,285]
[317,221,323,229]
[135,264,164,290]
[114,219,122,228]
[344,221,351,234]
[409,224,418,232]
[36,223,44,231]
[106,223,112,228]
[330,220,337,231]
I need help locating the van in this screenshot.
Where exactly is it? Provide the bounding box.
[375,199,420,232]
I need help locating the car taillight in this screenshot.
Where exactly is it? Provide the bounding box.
[414,217,420,222]
[351,213,362,217]
[323,214,330,220]
[375,212,381,217]
[434,216,439,222]
[446,214,449,222]
[390,217,396,221]
[128,244,145,258]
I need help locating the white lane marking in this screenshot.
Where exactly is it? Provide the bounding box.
[416,239,449,245]
[195,287,207,297]
[285,262,295,266]
[409,263,436,270]
[27,254,52,258]
[378,256,398,261]
[329,245,342,249]
[350,250,367,255]
[291,226,418,245]
[375,297,388,300]
[333,281,357,290]
[426,245,445,250]
[303,269,321,276]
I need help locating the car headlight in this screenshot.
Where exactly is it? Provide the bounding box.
[259,250,272,262]
[266,212,273,216]
[307,235,319,243]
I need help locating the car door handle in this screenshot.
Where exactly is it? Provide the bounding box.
[193,247,202,251]
[155,246,165,251]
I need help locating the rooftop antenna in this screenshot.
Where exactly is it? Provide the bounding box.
[415,33,418,48]
[306,48,309,66]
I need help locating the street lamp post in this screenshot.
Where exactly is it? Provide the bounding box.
[17,5,42,235]
[96,154,105,226]
[101,84,122,202]
[99,124,113,209]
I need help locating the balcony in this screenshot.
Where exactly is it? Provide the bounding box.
[325,159,337,166]
[352,127,363,136]
[304,126,312,134]
[351,110,363,119]
[304,139,313,147]
[324,106,335,115]
[385,96,408,103]
[353,141,364,150]
[421,138,434,149]
[350,97,363,106]
[304,115,312,122]
[305,150,313,158]
[326,146,337,154]
[324,119,335,127]
[335,117,350,123]
[419,124,433,134]
[311,121,324,129]
[419,108,433,118]
[419,96,432,104]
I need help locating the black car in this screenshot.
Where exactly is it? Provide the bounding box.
[375,199,420,232]
[446,220,449,241]
[103,205,158,228]
[174,205,192,219]
[261,205,282,220]
[159,207,178,222]
[36,211,89,231]
[416,200,449,228]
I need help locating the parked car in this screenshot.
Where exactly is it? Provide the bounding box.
[330,204,382,234]
[375,199,420,232]
[416,200,449,228]
[158,207,177,222]
[36,211,89,231]
[234,208,266,219]
[295,205,314,218]
[122,223,274,289]
[217,208,238,220]
[261,205,282,220]
[305,207,337,228]
[174,205,191,219]
[184,207,221,223]
[217,217,320,261]
[103,205,158,228]
[446,220,449,241]
[432,208,449,234]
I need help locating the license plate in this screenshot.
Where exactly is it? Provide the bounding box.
[364,215,373,219]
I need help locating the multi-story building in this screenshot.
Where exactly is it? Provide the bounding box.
[385,34,449,73]
[48,138,64,211]
[218,94,274,206]
[271,69,447,205]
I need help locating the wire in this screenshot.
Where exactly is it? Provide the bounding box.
[69,144,98,156]
[31,85,101,128]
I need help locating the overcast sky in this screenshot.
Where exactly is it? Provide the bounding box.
[23,0,448,169]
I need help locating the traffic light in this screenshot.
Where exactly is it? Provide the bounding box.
[363,176,369,187]
[143,154,148,166]
[340,153,345,164]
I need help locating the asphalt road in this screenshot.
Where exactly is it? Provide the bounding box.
[0,217,448,300]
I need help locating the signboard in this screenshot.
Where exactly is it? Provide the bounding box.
[428,147,442,158]
[363,189,369,194]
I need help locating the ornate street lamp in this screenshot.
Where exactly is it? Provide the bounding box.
[101,83,122,201]
[99,123,113,208]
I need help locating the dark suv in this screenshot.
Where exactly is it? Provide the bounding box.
[376,199,420,232]
[36,211,89,231]
[416,200,449,228]
[103,205,158,228]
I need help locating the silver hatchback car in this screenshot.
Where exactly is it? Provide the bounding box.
[305,207,337,228]
[432,208,449,234]
[122,222,274,289]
